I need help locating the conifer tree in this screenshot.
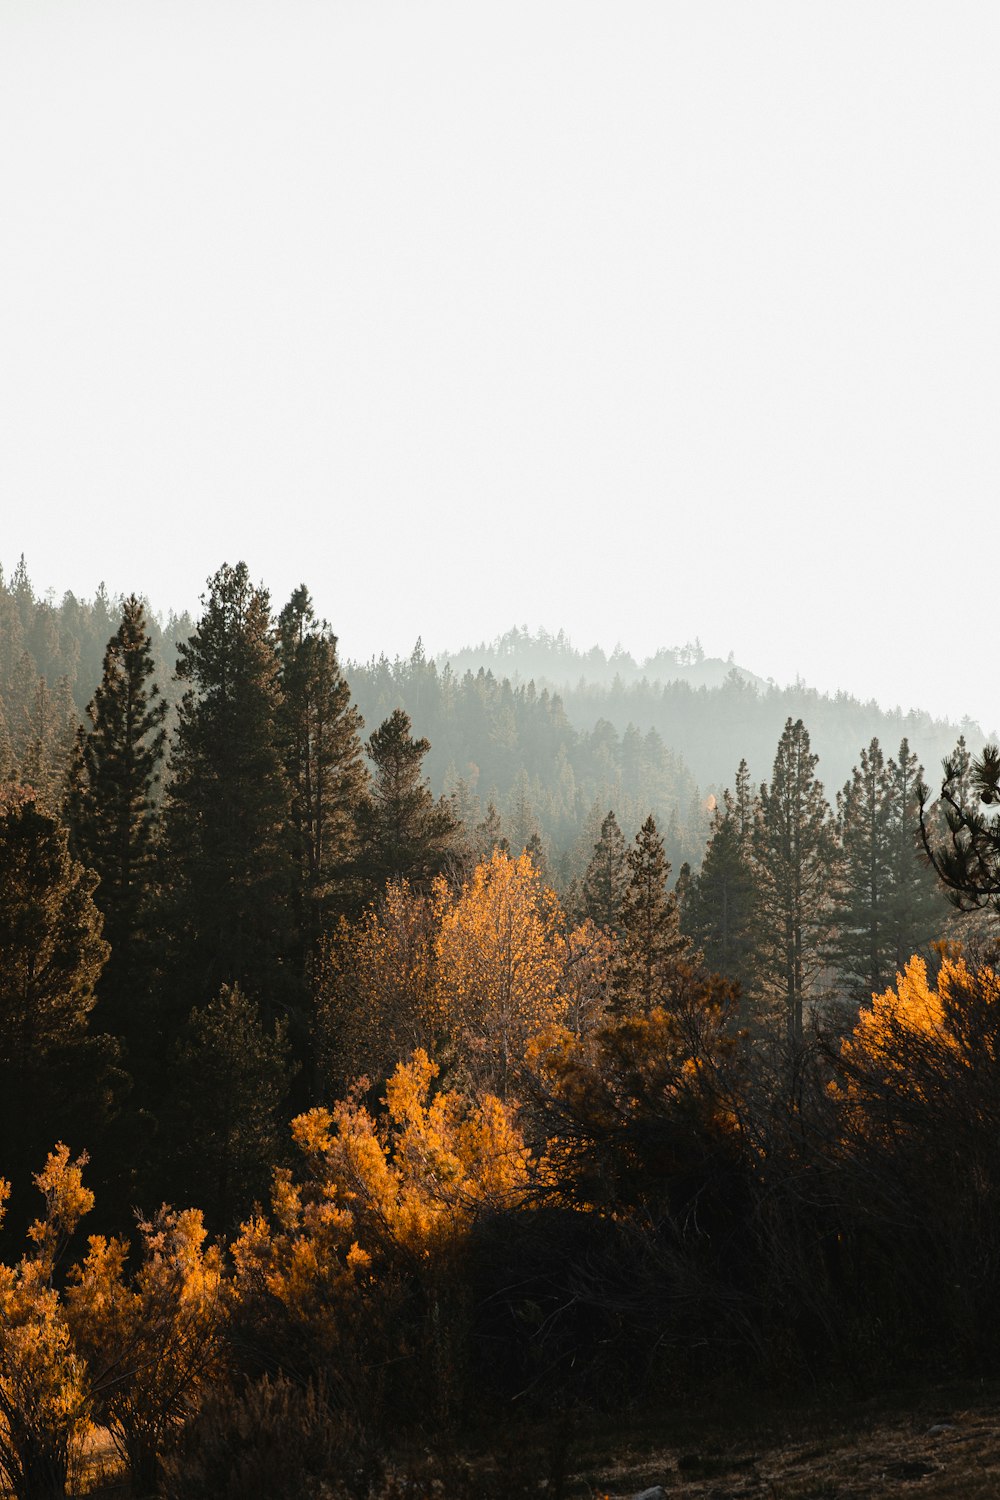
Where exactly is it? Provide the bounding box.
[613,814,690,1016]
[582,809,629,935]
[168,984,292,1230]
[67,596,167,1038]
[885,737,946,966]
[276,586,367,959]
[684,762,758,1000]
[755,718,837,1044]
[164,562,293,1007]
[831,738,895,1005]
[356,709,457,893]
[0,785,110,1184]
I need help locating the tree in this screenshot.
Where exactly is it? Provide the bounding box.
[833,737,946,1005]
[435,849,567,1098]
[919,738,1000,914]
[0,1146,93,1500]
[683,762,758,1001]
[276,587,367,965]
[66,596,167,1040]
[831,738,895,1005]
[613,815,690,1017]
[755,718,837,1044]
[884,738,946,966]
[0,792,109,1176]
[167,985,293,1231]
[164,562,293,1008]
[581,810,629,936]
[313,881,441,1098]
[356,709,457,895]
[68,1206,226,1499]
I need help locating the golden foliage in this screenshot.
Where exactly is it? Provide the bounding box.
[314,881,440,1093]
[435,849,568,1096]
[67,1207,226,1492]
[0,1146,93,1499]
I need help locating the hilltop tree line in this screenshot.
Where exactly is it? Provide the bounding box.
[0,558,994,1498]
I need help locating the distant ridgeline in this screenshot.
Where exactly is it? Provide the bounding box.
[0,563,982,887]
[435,626,981,802]
[0,558,192,808]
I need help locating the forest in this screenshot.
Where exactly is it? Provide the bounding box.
[1,555,999,1499]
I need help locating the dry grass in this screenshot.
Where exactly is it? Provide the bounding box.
[551,1381,1000,1499]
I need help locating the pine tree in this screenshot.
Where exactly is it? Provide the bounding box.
[0,785,111,1186]
[276,585,367,960]
[66,596,167,1039]
[755,718,837,1044]
[832,738,895,1005]
[613,814,690,1016]
[684,762,758,1001]
[164,562,293,1008]
[356,709,457,893]
[582,809,629,935]
[885,737,948,965]
[168,984,292,1230]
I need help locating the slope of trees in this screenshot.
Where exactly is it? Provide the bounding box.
[0,556,994,1496]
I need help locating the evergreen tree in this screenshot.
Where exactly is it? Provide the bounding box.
[164,563,293,1008]
[581,809,629,935]
[832,738,895,1005]
[755,718,837,1044]
[476,800,508,859]
[356,709,457,893]
[885,737,947,966]
[684,762,758,1001]
[276,585,367,960]
[168,984,292,1230]
[66,596,167,1039]
[613,814,690,1016]
[0,784,112,1188]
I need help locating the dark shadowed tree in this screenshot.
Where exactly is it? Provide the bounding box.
[167,984,293,1231]
[163,562,293,1010]
[0,784,113,1194]
[613,814,690,1017]
[684,760,759,1005]
[919,737,1000,915]
[66,595,167,1041]
[355,708,458,895]
[276,585,367,964]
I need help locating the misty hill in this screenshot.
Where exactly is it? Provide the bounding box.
[437,625,771,694]
[434,626,981,797]
[0,564,984,887]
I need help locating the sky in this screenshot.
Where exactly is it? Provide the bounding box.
[2,2,998,732]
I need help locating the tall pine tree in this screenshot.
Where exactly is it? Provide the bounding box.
[684,760,758,1003]
[613,814,690,1016]
[67,595,167,1039]
[276,585,367,963]
[582,809,629,935]
[356,708,457,894]
[755,718,837,1044]
[164,563,293,1009]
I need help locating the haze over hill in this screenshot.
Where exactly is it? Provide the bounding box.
[0,563,985,886]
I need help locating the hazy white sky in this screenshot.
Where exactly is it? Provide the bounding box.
[2,2,997,730]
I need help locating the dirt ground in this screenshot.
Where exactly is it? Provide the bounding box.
[561,1381,1000,1499]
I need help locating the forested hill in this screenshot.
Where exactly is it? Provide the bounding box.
[431,626,980,795]
[0,563,982,884]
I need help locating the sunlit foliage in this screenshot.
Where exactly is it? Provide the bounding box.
[435,850,567,1097]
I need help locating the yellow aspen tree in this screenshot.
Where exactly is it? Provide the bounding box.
[435,850,567,1098]
[67,1207,226,1497]
[313,882,441,1095]
[0,1145,93,1500]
